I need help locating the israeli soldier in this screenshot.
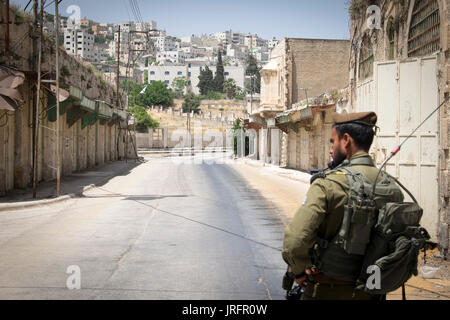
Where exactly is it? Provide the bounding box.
[282,111,390,300]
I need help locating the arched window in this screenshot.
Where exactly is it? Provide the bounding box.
[408,0,440,57]
[359,36,374,80]
[387,17,395,60]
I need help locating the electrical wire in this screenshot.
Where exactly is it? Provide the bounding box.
[24,0,33,11]
[134,0,144,24]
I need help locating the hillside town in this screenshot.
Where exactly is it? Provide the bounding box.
[0,0,449,304]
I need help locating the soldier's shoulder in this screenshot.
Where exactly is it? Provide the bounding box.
[310,168,349,187]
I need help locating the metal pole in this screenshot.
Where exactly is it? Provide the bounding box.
[33,0,37,24]
[250,75,253,114]
[125,115,129,163]
[117,25,121,109]
[32,0,44,199]
[55,0,61,197]
[5,0,10,53]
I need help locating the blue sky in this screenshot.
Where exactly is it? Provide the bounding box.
[12,0,351,40]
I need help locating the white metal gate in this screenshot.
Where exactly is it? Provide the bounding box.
[357,57,440,240]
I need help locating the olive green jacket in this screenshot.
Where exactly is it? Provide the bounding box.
[282,152,382,275]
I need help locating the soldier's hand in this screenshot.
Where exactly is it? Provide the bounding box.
[295,267,321,288]
[295,275,308,288]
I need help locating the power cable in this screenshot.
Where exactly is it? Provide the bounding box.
[94,186,283,253]
[133,0,144,24]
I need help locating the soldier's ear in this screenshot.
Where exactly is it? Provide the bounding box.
[341,133,351,145]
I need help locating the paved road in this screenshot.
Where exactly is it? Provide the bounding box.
[0,154,288,300]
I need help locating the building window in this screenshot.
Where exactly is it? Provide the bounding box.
[165,71,170,75]
[225,72,229,76]
[359,36,374,80]
[188,72,191,76]
[177,71,182,75]
[408,0,440,57]
[150,71,155,75]
[165,80,169,84]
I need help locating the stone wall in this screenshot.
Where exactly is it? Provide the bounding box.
[349,0,450,255]
[286,38,350,107]
[0,4,133,195]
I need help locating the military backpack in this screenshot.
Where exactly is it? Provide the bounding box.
[311,160,430,296]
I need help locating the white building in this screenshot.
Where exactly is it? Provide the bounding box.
[118,22,135,33]
[179,46,206,58]
[244,34,267,49]
[147,64,245,95]
[156,51,186,65]
[136,21,157,32]
[214,31,231,45]
[231,32,244,45]
[181,35,202,46]
[93,44,109,63]
[151,36,179,52]
[64,28,95,61]
[268,37,280,50]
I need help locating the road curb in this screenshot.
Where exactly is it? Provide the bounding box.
[0,162,135,213]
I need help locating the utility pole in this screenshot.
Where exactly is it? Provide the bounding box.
[55,0,61,197]
[250,74,254,114]
[4,0,10,53]
[117,25,121,109]
[32,0,44,198]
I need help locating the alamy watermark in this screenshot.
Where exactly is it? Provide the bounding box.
[367,5,382,30]
[66,265,81,290]
[366,265,381,290]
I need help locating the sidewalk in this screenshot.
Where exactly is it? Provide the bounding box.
[235,157,312,185]
[0,160,143,212]
[236,157,450,300]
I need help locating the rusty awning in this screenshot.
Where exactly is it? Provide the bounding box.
[0,67,25,111]
[243,119,261,131]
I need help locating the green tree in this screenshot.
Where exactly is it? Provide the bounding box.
[120,80,145,106]
[197,66,214,96]
[214,50,225,93]
[172,76,188,98]
[182,93,202,114]
[245,53,261,94]
[141,81,174,107]
[128,105,159,133]
[223,78,237,99]
[234,86,245,100]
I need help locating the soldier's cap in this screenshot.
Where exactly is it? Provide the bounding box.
[332,111,377,127]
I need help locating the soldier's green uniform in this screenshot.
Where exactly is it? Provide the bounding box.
[282,112,384,300]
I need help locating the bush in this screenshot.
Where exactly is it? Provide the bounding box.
[182,94,201,114]
[128,105,159,133]
[205,91,224,100]
[141,81,174,107]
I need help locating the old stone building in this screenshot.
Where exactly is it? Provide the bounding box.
[250,38,350,166]
[0,3,133,196]
[348,0,449,255]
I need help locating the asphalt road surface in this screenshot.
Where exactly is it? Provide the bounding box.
[0,153,290,300]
